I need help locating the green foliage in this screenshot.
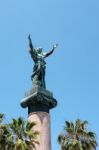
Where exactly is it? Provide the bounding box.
[58,119,98,150]
[0,114,39,150]
[0,113,5,123]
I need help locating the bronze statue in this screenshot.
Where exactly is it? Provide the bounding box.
[28,35,58,89]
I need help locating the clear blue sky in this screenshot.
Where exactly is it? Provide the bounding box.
[0,0,99,149]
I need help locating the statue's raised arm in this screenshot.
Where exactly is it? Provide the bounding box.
[44,44,58,58]
[28,34,33,50]
[28,35,37,62]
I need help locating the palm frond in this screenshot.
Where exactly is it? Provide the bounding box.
[0,114,5,124]
[58,119,98,150]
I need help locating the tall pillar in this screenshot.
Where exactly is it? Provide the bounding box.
[20,85,57,150]
[28,112,51,150]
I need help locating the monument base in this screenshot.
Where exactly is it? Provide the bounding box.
[20,85,57,113]
[20,85,57,150]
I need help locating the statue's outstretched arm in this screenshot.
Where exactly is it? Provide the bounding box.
[44,44,58,58]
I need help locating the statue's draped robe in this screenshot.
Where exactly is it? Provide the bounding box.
[29,49,46,88]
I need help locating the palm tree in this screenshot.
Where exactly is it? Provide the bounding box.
[0,113,12,150]
[9,117,39,150]
[0,113,5,149]
[58,119,98,150]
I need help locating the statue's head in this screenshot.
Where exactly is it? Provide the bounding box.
[37,47,42,53]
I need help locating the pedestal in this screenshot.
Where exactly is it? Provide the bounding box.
[20,85,57,150]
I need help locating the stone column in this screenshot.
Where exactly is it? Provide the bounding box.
[28,112,51,150]
[20,85,57,150]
